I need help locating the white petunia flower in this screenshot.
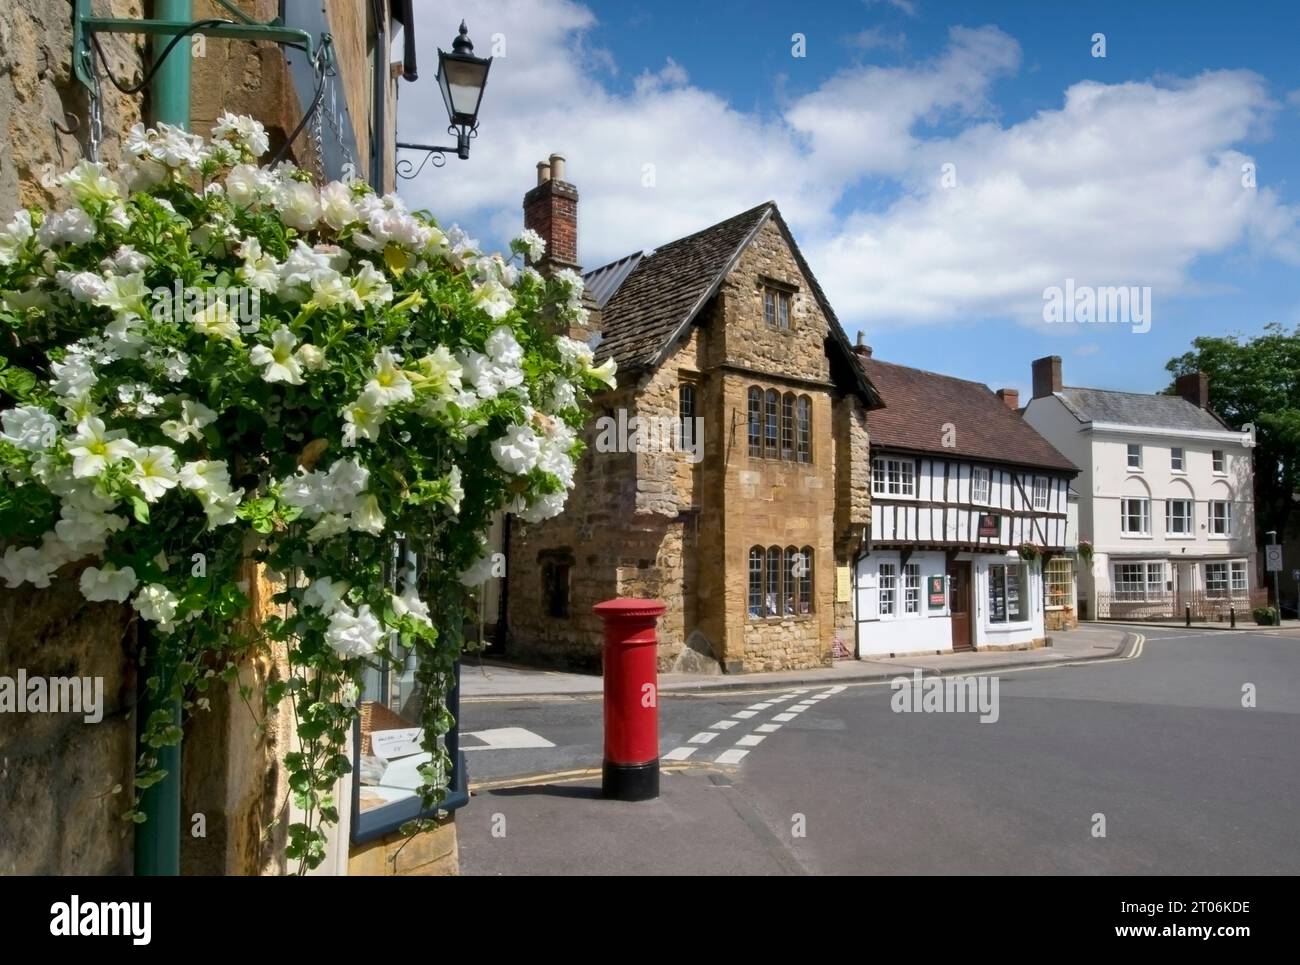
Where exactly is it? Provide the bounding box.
[56,270,109,303]
[0,210,34,264]
[350,262,393,306]
[58,160,120,207]
[295,343,326,370]
[37,207,96,246]
[325,603,384,658]
[513,228,546,262]
[80,564,138,604]
[1,406,60,452]
[365,348,413,406]
[277,180,321,231]
[491,424,542,475]
[65,417,137,479]
[133,583,180,632]
[160,399,217,444]
[179,459,233,497]
[473,277,515,320]
[319,181,359,230]
[341,387,387,447]
[302,575,350,614]
[129,446,180,501]
[249,326,305,385]
[191,300,242,342]
[307,267,362,310]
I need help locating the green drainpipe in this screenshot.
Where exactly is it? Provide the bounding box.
[134,0,190,878]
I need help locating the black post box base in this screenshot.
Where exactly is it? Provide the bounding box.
[602,759,659,801]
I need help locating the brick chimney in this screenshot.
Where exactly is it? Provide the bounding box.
[522,152,579,273]
[1175,371,1210,409]
[854,331,873,359]
[1032,355,1062,399]
[996,388,1020,410]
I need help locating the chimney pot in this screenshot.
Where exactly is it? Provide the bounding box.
[549,153,566,181]
[996,388,1020,411]
[1032,355,1063,399]
[536,161,551,185]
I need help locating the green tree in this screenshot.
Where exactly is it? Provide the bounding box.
[1165,323,1300,544]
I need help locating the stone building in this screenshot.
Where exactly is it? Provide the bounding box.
[503,160,883,673]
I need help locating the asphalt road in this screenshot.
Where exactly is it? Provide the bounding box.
[458,626,1300,874]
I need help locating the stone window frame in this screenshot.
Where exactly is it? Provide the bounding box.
[747,544,815,621]
[764,389,780,457]
[746,388,763,457]
[678,379,697,451]
[539,549,574,619]
[759,276,798,333]
[796,395,812,463]
[747,384,814,465]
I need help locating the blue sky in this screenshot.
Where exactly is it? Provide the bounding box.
[401,0,1300,397]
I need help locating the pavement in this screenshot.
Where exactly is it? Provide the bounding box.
[457,623,1300,875]
[461,624,1137,700]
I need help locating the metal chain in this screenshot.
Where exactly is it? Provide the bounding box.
[310,66,326,173]
[88,56,103,163]
[324,67,355,180]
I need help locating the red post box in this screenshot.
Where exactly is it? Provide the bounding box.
[593,598,665,801]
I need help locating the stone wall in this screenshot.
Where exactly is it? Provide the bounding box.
[0,0,146,210]
[0,561,136,874]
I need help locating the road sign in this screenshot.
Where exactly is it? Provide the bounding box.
[1265,545,1283,572]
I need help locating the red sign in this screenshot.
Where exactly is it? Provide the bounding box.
[977,514,1001,538]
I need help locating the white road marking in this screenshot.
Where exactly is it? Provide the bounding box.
[715,749,749,765]
[688,731,718,744]
[755,723,782,733]
[733,710,757,719]
[735,734,766,747]
[789,704,814,712]
[663,746,697,761]
[711,719,738,729]
[463,727,555,750]
[747,702,774,710]
[825,686,847,694]
[772,712,797,722]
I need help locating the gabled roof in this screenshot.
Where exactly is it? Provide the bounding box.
[858,356,1077,473]
[1055,386,1230,432]
[586,202,882,408]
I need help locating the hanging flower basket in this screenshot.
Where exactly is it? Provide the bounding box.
[1077,539,1094,563]
[1017,542,1042,562]
[0,115,614,871]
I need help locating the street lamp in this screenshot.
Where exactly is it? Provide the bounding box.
[397,21,491,179]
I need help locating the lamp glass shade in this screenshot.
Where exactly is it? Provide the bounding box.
[437,52,490,128]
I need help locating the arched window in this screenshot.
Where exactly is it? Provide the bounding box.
[781,393,796,460]
[747,388,762,457]
[764,390,779,458]
[796,395,812,463]
[798,546,814,614]
[748,547,763,618]
[765,545,781,617]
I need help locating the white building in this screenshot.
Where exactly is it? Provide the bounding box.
[1022,356,1260,621]
[853,351,1079,657]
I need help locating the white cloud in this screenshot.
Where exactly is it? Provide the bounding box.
[399,0,1300,333]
